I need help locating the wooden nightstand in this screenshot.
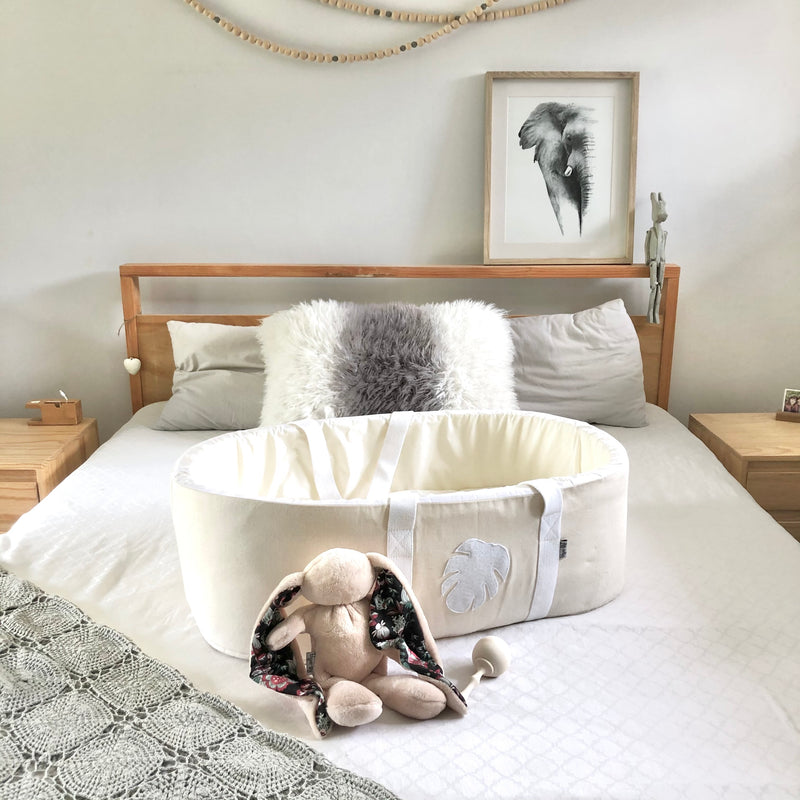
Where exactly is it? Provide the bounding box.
[0,418,99,533]
[688,412,800,542]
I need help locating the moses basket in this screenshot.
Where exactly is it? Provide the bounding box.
[172,409,629,658]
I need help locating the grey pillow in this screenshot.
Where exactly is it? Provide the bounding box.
[152,321,264,430]
[510,299,647,427]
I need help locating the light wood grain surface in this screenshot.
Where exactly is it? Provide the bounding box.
[0,418,99,532]
[688,412,800,541]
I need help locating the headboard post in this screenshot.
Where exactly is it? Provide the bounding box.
[120,273,144,411]
[656,267,679,408]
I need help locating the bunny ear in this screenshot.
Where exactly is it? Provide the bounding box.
[249,572,334,739]
[251,570,305,635]
[366,553,467,716]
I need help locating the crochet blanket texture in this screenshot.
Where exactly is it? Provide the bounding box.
[0,568,397,800]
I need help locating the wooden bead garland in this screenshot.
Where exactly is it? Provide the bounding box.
[182,0,573,63]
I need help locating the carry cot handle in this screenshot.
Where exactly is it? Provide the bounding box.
[295,418,343,501]
[295,411,415,502]
[367,411,414,500]
[521,478,563,621]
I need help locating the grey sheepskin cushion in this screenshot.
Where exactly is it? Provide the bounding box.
[258,300,518,426]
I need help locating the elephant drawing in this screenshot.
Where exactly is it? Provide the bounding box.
[518,102,595,236]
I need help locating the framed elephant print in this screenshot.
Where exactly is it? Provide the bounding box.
[484,71,639,265]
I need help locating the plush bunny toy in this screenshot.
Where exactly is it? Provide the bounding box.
[250,548,467,737]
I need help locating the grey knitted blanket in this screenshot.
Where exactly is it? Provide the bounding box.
[0,568,398,800]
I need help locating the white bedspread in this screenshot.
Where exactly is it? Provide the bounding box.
[2,405,799,799]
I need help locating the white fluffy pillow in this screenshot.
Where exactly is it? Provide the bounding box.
[153,321,264,430]
[510,299,647,427]
[258,300,518,426]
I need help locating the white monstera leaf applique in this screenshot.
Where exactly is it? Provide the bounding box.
[441,538,511,614]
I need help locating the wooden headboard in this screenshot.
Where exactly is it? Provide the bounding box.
[120,263,680,414]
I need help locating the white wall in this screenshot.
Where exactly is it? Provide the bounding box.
[2,0,798,440]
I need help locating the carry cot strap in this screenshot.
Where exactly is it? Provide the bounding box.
[367,411,414,500]
[294,419,343,501]
[375,413,417,582]
[521,478,563,621]
[386,490,418,582]
[296,412,414,503]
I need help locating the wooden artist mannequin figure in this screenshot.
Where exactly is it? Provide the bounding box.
[645,192,668,324]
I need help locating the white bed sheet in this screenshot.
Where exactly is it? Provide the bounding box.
[2,404,799,799]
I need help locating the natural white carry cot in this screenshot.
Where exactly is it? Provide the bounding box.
[172,408,629,659]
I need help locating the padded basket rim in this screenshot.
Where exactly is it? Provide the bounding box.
[171,409,629,506]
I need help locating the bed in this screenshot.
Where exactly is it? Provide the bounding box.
[2,263,798,800]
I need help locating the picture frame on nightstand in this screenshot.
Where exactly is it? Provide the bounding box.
[777,388,800,422]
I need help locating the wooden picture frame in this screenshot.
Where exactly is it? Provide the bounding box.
[484,71,639,265]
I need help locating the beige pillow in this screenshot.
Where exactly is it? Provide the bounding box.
[510,299,647,427]
[153,321,264,430]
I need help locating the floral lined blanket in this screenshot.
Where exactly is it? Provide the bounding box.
[0,568,398,800]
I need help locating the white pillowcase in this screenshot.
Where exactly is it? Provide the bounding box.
[510,299,647,427]
[152,321,264,431]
